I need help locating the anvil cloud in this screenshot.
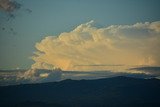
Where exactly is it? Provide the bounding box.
[31,21,160,71]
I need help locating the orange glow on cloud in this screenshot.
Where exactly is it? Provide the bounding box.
[31,21,160,71]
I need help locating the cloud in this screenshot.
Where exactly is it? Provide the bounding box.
[31,20,160,71]
[0,0,31,22]
[129,66,160,76]
[2,21,160,86]
[0,0,21,12]
[18,68,62,83]
[0,0,32,35]
[0,69,62,86]
[1,68,158,86]
[0,0,21,32]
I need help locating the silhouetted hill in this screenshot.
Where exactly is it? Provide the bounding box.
[0,76,160,107]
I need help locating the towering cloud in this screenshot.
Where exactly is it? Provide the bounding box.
[32,21,160,71]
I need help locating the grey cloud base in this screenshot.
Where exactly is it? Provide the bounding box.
[0,66,160,86]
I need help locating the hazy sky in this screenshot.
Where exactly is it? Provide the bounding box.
[0,0,160,69]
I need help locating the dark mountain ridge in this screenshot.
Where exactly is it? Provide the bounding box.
[0,76,160,107]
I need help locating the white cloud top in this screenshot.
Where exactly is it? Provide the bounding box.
[31,21,160,71]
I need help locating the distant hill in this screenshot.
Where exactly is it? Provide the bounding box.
[0,76,160,107]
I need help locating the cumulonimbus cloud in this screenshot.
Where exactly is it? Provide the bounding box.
[31,20,160,71]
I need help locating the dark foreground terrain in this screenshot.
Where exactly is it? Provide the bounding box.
[0,76,160,107]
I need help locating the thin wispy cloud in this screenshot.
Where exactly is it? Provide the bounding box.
[0,0,21,12]
[0,0,21,20]
[0,0,32,35]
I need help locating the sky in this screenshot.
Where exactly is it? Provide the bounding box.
[0,0,160,70]
[0,0,160,85]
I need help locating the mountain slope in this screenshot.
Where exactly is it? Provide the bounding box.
[0,76,160,107]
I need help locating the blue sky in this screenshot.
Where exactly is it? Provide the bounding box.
[0,0,160,69]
